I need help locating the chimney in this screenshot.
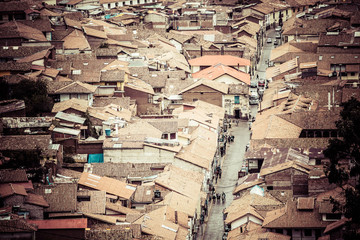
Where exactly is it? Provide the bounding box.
[221,46,224,55]
[200,46,203,56]
[175,211,178,224]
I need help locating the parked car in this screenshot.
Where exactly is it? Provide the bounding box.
[249,92,259,105]
[274,39,278,45]
[250,81,257,88]
[258,79,266,88]
[266,38,272,43]
[275,26,282,32]
[275,33,281,39]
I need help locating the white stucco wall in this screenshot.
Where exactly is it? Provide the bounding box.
[231,215,263,230]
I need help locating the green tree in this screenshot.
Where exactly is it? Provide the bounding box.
[324,97,360,239]
[11,79,53,116]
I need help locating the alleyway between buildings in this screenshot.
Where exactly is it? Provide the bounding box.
[201,120,251,240]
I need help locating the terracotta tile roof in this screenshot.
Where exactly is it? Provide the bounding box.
[27,218,87,229]
[0,21,47,41]
[0,46,50,58]
[77,189,106,214]
[34,183,77,213]
[0,1,29,11]
[100,70,125,82]
[179,79,228,94]
[251,114,303,140]
[89,162,169,180]
[0,135,51,153]
[266,58,298,79]
[146,119,178,134]
[51,98,88,113]
[262,199,330,228]
[42,68,59,78]
[106,202,140,215]
[176,108,220,130]
[0,62,32,71]
[225,205,264,225]
[233,178,265,195]
[175,126,217,170]
[324,217,350,234]
[188,55,250,67]
[297,197,315,210]
[18,19,52,32]
[64,17,83,30]
[83,212,123,224]
[93,97,130,109]
[78,172,136,200]
[0,218,37,233]
[25,193,49,207]
[54,81,97,94]
[157,191,197,218]
[154,165,203,199]
[260,161,312,176]
[125,77,155,95]
[0,169,28,183]
[0,183,27,198]
[83,26,107,39]
[192,63,250,85]
[133,206,187,240]
[63,29,91,50]
[278,110,340,130]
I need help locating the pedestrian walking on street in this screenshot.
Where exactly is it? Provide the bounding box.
[221,192,226,203]
[219,168,222,179]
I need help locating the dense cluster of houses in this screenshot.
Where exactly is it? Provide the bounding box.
[0,0,359,239]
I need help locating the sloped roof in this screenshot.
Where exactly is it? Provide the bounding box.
[0,183,27,198]
[157,191,197,218]
[179,79,228,94]
[125,77,154,95]
[0,169,28,183]
[262,199,329,228]
[260,161,312,176]
[154,165,203,199]
[83,26,107,39]
[192,63,250,85]
[51,98,88,113]
[0,21,47,41]
[54,81,97,94]
[78,172,136,200]
[33,183,77,213]
[63,29,91,51]
[27,218,87,229]
[188,55,250,67]
[266,58,298,79]
[225,205,264,225]
[25,193,49,207]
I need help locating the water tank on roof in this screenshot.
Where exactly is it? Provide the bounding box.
[105,129,111,136]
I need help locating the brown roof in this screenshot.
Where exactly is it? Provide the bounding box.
[34,183,77,213]
[179,79,228,95]
[0,183,27,198]
[51,98,88,113]
[105,202,140,215]
[0,218,37,233]
[0,46,50,58]
[77,189,106,214]
[262,199,330,229]
[93,97,131,109]
[18,19,52,32]
[78,172,136,200]
[278,111,340,130]
[0,169,28,183]
[132,183,154,204]
[324,218,350,234]
[89,162,168,180]
[0,1,29,12]
[100,70,125,82]
[54,81,97,94]
[297,197,315,210]
[63,29,91,51]
[0,21,47,41]
[25,193,49,207]
[260,161,312,176]
[0,135,51,153]
[83,26,107,39]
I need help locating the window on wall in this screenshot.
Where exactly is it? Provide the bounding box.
[108,3,110,8]
[148,94,153,103]
[234,96,240,104]
[304,229,312,237]
[170,133,176,139]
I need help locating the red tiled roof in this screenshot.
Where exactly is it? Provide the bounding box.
[27,218,88,229]
[25,193,49,208]
[0,183,27,198]
[192,63,250,85]
[188,55,250,67]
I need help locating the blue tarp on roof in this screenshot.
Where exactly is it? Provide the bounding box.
[88,153,104,163]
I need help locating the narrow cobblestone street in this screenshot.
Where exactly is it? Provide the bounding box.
[201,120,251,240]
